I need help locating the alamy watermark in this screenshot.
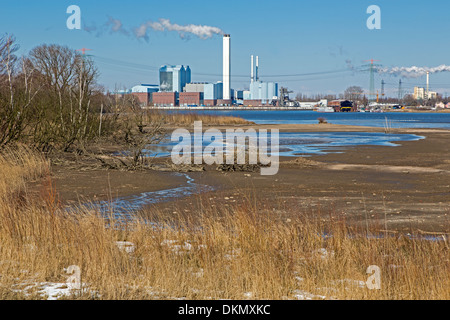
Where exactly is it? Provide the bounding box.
[171,121,280,176]
[366,265,382,290]
[66,5,81,30]
[367,5,381,30]
[66,265,81,290]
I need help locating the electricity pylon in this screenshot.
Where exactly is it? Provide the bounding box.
[362,59,381,102]
[398,79,403,104]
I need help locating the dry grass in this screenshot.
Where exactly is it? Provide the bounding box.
[144,110,253,126]
[0,144,49,199]
[0,147,448,300]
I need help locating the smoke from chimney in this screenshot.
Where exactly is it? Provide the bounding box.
[84,17,224,42]
[135,19,224,41]
[376,64,450,78]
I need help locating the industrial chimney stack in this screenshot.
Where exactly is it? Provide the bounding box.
[223,34,231,103]
[251,55,254,83]
[256,56,259,82]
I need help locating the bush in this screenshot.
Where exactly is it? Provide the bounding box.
[318,117,328,124]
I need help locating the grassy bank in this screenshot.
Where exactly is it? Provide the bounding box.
[149,110,253,126]
[0,146,448,300]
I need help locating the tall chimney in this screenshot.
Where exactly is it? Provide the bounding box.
[223,34,231,102]
[426,71,430,98]
[256,56,259,82]
[251,55,254,83]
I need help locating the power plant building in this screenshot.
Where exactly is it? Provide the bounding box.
[159,65,191,93]
[414,86,437,100]
[249,81,278,104]
[203,82,223,106]
[133,34,284,108]
[131,84,159,106]
[243,55,278,105]
[179,92,204,106]
[152,92,178,107]
[185,82,207,93]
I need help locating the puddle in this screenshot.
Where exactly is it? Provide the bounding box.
[142,132,425,158]
[68,173,214,220]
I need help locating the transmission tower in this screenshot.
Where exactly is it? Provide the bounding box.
[76,48,93,62]
[398,79,403,103]
[77,48,92,56]
[362,59,381,102]
[381,80,385,99]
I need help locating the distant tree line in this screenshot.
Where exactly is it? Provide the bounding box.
[295,85,449,107]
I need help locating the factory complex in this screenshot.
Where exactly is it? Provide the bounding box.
[113,33,449,112]
[125,34,288,109]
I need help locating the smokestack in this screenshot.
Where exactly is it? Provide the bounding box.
[256,56,259,82]
[223,34,231,102]
[251,55,254,83]
[426,71,430,96]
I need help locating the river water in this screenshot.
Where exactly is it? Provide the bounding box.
[165,110,450,129]
[145,131,424,158]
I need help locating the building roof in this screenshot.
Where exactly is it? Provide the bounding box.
[132,84,160,93]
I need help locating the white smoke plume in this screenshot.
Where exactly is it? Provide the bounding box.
[134,19,224,41]
[376,65,450,78]
[85,17,224,42]
[106,16,129,36]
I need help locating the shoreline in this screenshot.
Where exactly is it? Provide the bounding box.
[149,106,450,113]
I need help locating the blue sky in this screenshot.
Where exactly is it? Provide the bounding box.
[2,0,450,97]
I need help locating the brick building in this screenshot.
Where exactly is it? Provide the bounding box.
[179,92,204,106]
[243,100,275,107]
[153,92,178,107]
[131,92,150,106]
[204,99,217,106]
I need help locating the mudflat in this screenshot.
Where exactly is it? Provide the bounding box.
[45,124,450,234]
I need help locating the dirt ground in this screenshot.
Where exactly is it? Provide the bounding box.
[43,124,450,234]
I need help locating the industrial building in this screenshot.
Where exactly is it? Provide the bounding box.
[159,65,191,93]
[176,51,279,107]
[150,65,192,106]
[243,55,278,106]
[248,81,278,104]
[414,87,426,100]
[152,92,178,107]
[414,87,437,100]
[185,82,207,93]
[128,34,285,108]
[414,72,438,100]
[131,84,159,106]
[179,92,204,106]
[204,82,223,106]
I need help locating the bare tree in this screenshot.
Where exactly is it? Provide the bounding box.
[0,34,41,147]
[344,86,364,101]
[29,44,99,151]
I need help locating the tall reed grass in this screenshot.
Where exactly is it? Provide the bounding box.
[144,110,253,126]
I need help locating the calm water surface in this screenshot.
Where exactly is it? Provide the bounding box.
[167,110,450,129]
